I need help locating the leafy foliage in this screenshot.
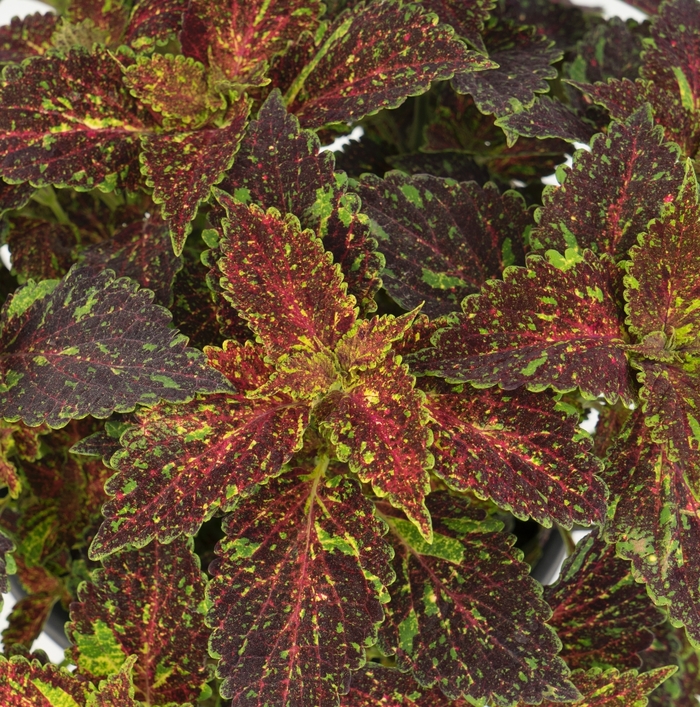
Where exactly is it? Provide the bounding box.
[0,0,696,703]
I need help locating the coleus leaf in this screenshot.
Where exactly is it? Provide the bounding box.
[0,266,229,427]
[0,528,15,595]
[625,161,700,351]
[411,249,633,404]
[220,90,382,311]
[342,664,460,705]
[122,53,225,128]
[523,666,677,707]
[214,195,357,359]
[531,108,684,258]
[180,0,324,85]
[0,656,90,707]
[65,0,130,46]
[80,214,182,307]
[500,0,587,52]
[604,407,700,646]
[317,353,434,541]
[3,592,60,651]
[452,20,561,117]
[0,420,48,498]
[124,0,187,49]
[69,537,210,705]
[423,380,606,528]
[355,172,530,316]
[207,466,394,705]
[0,48,150,191]
[140,99,250,255]
[0,13,58,64]
[281,0,494,128]
[87,657,139,707]
[377,493,579,704]
[544,528,664,671]
[5,217,77,283]
[89,340,309,557]
[0,181,34,217]
[420,0,496,53]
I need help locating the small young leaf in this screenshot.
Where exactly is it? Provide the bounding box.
[0,266,229,427]
[89,340,309,557]
[283,0,493,128]
[70,537,210,705]
[317,353,434,541]
[411,250,632,403]
[424,381,606,528]
[378,493,579,704]
[141,99,250,255]
[452,20,561,117]
[545,528,664,671]
[214,195,357,359]
[356,172,529,316]
[207,468,394,705]
[532,108,684,258]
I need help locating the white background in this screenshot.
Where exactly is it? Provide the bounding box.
[0,0,649,665]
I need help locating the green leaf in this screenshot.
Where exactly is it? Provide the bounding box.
[0,266,230,427]
[532,108,684,259]
[356,172,530,316]
[411,249,632,404]
[69,537,210,705]
[282,0,494,128]
[378,493,579,704]
[207,467,394,705]
[424,381,606,528]
[545,528,664,671]
[317,353,434,542]
[213,195,357,360]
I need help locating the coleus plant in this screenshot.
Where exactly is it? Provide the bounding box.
[0,0,699,704]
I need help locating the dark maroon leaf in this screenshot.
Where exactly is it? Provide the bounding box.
[69,537,211,705]
[80,214,182,307]
[207,468,394,705]
[421,0,495,53]
[0,48,150,191]
[424,381,606,527]
[388,151,489,184]
[452,20,561,117]
[531,107,684,258]
[220,90,381,312]
[89,340,309,558]
[501,0,588,51]
[0,181,34,216]
[283,0,493,128]
[0,13,58,64]
[141,100,250,255]
[125,0,187,48]
[378,493,578,704]
[545,528,664,671]
[411,249,633,404]
[0,266,230,427]
[356,172,529,316]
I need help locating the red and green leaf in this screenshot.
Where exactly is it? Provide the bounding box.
[424,381,606,527]
[526,666,677,706]
[141,99,250,255]
[65,0,130,46]
[207,467,394,704]
[545,528,664,671]
[531,108,684,259]
[605,408,700,646]
[3,592,60,651]
[89,340,309,558]
[214,195,357,358]
[87,658,139,707]
[282,0,493,128]
[411,249,632,403]
[0,48,150,191]
[356,172,530,316]
[421,0,495,53]
[220,90,382,311]
[452,20,561,117]
[180,0,324,84]
[124,0,187,49]
[378,493,579,704]
[625,162,700,350]
[0,266,229,427]
[80,215,182,307]
[0,656,89,706]
[0,13,58,64]
[69,537,210,705]
[317,353,434,541]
